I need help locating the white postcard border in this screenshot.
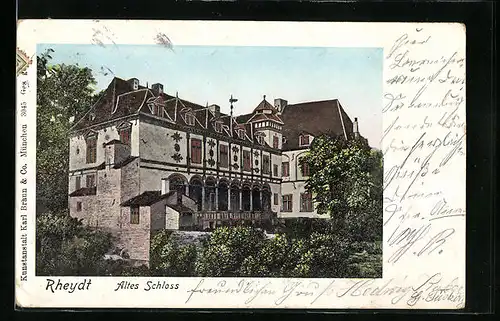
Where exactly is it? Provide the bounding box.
[16,20,466,309]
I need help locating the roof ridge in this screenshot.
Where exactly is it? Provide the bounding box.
[287,98,339,107]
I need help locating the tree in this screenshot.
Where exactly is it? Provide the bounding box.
[36,49,99,214]
[300,135,383,241]
[150,230,197,276]
[194,226,266,277]
[36,212,114,276]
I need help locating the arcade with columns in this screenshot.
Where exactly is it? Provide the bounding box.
[162,174,273,213]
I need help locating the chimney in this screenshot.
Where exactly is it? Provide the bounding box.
[353,117,360,138]
[127,78,139,90]
[151,83,164,94]
[274,98,288,113]
[208,104,221,118]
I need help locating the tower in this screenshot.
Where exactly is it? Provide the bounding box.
[251,95,284,150]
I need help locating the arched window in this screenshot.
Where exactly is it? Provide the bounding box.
[189,176,203,211]
[218,180,229,211]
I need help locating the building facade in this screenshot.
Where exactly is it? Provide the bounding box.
[68,77,360,263]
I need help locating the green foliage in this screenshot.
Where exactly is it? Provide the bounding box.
[194,226,266,277]
[150,230,197,276]
[239,233,308,277]
[36,212,114,276]
[345,241,383,278]
[36,49,100,213]
[300,135,383,241]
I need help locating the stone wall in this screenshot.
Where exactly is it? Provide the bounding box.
[121,158,140,204]
[165,207,180,230]
[119,206,151,263]
[150,200,167,231]
[69,119,140,172]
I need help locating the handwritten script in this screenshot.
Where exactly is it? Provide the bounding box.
[184,273,464,308]
[382,28,465,272]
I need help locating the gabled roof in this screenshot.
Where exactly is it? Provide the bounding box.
[121,190,170,206]
[281,99,353,151]
[71,77,147,131]
[72,77,258,141]
[120,190,198,207]
[69,187,97,197]
[113,156,138,169]
[103,139,123,146]
[253,97,276,112]
[166,203,194,213]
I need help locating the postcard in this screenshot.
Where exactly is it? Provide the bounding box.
[15,20,465,309]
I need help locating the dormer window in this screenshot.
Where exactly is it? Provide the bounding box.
[132,79,139,90]
[299,134,310,146]
[214,121,223,133]
[185,113,196,126]
[150,103,162,117]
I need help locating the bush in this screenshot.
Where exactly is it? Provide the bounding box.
[195,226,266,277]
[150,230,197,276]
[239,234,309,277]
[345,241,383,278]
[36,212,114,276]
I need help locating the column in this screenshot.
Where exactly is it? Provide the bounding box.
[185,183,189,196]
[239,190,242,211]
[161,179,170,195]
[250,190,253,211]
[201,185,205,211]
[215,187,219,211]
[227,188,231,213]
[259,190,263,211]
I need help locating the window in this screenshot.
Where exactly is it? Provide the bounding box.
[299,134,310,146]
[119,127,131,146]
[243,150,251,171]
[273,136,279,149]
[257,135,265,145]
[301,160,310,176]
[273,193,279,205]
[152,104,161,117]
[238,129,246,139]
[185,113,195,126]
[282,194,292,212]
[86,135,97,163]
[214,121,223,133]
[75,176,81,190]
[76,202,82,212]
[273,164,279,177]
[130,206,140,224]
[262,155,270,175]
[300,192,313,212]
[86,174,96,188]
[282,162,290,177]
[191,139,202,164]
[219,145,229,168]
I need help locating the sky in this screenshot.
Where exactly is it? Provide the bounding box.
[38,44,382,148]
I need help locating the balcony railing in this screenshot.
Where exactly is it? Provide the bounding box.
[196,210,274,221]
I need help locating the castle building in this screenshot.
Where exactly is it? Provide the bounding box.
[68,77,360,264]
